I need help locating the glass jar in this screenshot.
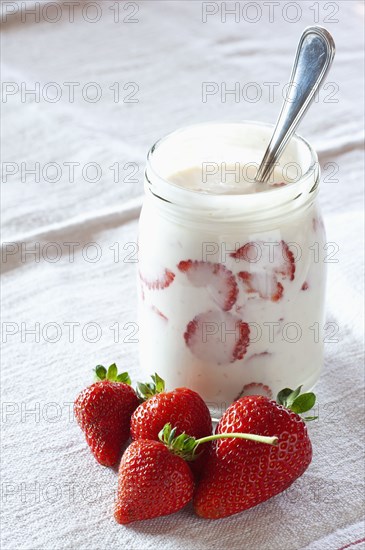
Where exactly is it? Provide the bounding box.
[138,122,326,417]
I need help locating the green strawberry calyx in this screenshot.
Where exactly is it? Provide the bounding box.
[136,373,165,401]
[276,386,317,421]
[158,423,278,462]
[94,363,131,385]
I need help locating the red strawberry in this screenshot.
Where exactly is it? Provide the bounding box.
[184,310,250,364]
[237,271,284,302]
[115,423,276,524]
[177,260,238,311]
[114,438,194,524]
[231,240,295,282]
[131,374,212,477]
[194,387,315,519]
[139,268,175,290]
[275,241,295,280]
[131,374,212,442]
[74,364,139,467]
[230,242,261,262]
[114,423,277,524]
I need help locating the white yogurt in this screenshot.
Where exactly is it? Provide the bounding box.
[169,155,287,194]
[138,122,326,417]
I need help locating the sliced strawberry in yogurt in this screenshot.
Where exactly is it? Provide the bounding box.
[234,382,273,401]
[275,241,295,281]
[184,310,250,364]
[237,271,284,302]
[139,268,175,290]
[230,242,261,263]
[177,260,238,311]
[231,240,295,281]
[151,306,168,321]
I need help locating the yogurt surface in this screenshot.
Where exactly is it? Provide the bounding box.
[169,163,287,194]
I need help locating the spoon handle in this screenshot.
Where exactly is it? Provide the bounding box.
[255,26,335,183]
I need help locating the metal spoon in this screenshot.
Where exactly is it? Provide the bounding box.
[255,26,335,183]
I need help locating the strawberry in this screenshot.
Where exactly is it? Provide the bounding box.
[130,374,212,477]
[114,438,194,524]
[231,242,261,262]
[231,240,295,280]
[177,260,238,311]
[139,268,175,290]
[184,310,250,364]
[115,424,277,524]
[275,241,295,280]
[231,240,295,301]
[131,373,212,443]
[194,387,316,519]
[74,364,139,467]
[237,271,284,302]
[234,382,273,400]
[151,305,168,321]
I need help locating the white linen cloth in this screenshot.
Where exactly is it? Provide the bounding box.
[1,1,364,549]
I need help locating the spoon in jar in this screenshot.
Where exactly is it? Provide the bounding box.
[255,26,335,183]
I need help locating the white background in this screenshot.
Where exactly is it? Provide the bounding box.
[1,1,364,549]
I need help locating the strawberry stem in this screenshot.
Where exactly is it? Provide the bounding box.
[158,423,278,461]
[195,433,278,447]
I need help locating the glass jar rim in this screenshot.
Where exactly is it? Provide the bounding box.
[145,120,320,219]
